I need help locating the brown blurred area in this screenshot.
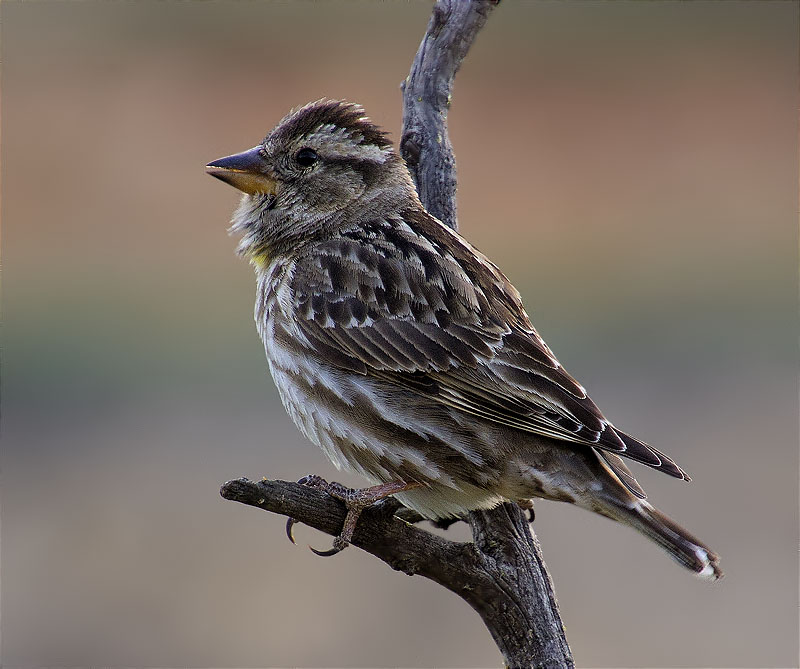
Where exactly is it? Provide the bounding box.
[2,1,797,667]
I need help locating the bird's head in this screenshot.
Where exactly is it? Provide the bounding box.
[207,99,415,266]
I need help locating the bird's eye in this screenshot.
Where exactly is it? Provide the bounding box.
[295,148,319,168]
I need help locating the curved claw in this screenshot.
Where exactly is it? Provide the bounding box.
[286,517,297,544]
[309,543,345,557]
[308,534,349,557]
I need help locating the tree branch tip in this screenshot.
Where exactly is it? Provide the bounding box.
[220,477,249,499]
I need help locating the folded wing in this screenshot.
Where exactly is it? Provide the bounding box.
[285,217,689,495]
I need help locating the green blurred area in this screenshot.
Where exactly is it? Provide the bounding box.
[3,2,798,667]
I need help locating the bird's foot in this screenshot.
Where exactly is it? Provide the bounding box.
[286,475,421,556]
[517,498,536,523]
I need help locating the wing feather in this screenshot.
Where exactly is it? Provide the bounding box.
[283,216,689,481]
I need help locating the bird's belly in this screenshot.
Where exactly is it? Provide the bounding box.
[263,333,510,518]
[261,320,617,520]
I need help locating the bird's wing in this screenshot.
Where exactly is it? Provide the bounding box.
[284,217,687,486]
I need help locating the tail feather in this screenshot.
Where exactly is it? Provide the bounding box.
[598,451,647,499]
[621,500,723,580]
[611,429,690,481]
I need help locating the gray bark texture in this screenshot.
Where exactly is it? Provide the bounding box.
[221,1,574,667]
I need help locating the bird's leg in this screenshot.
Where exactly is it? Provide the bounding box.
[430,516,466,530]
[518,498,536,523]
[393,508,467,529]
[286,475,421,556]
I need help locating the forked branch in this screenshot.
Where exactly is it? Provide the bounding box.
[220,478,572,667]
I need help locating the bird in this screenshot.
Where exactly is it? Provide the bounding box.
[206,99,722,580]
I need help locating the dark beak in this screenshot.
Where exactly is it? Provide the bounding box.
[206,147,278,196]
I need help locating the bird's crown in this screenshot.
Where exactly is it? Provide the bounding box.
[265,99,393,153]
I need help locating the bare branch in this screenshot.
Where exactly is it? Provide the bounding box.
[400,1,573,667]
[400,0,499,231]
[220,478,469,582]
[221,479,572,668]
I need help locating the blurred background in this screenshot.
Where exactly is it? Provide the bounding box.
[2,1,797,667]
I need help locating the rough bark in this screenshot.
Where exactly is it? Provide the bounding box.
[400,0,498,231]
[222,2,574,667]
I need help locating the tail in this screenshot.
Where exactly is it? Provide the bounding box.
[619,500,723,580]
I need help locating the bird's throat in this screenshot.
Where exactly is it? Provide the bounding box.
[248,248,272,270]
